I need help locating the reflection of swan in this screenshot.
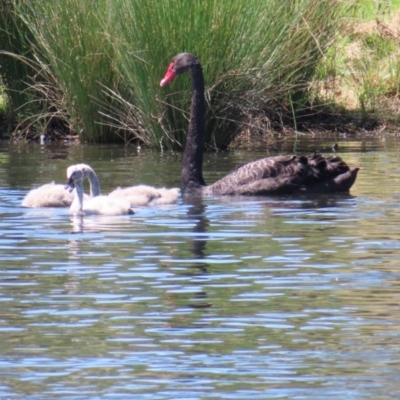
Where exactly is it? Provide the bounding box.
[22,182,75,207]
[160,53,359,196]
[69,214,135,234]
[109,185,180,206]
[65,164,134,216]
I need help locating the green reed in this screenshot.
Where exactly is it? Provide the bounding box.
[5,0,344,145]
[108,0,344,149]
[14,0,119,141]
[0,1,38,122]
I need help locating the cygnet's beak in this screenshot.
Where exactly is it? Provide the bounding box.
[64,177,75,192]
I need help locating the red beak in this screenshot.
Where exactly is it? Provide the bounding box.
[160,62,176,87]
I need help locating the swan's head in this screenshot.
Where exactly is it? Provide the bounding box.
[160,53,200,86]
[65,163,93,192]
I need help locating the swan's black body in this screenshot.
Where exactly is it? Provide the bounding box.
[161,53,359,196]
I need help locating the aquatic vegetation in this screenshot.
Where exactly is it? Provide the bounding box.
[2,0,400,145]
[0,0,343,146]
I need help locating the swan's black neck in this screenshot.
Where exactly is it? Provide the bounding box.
[181,63,206,194]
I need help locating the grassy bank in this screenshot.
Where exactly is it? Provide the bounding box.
[0,0,399,147]
[312,0,400,131]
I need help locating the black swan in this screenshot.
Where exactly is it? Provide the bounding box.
[160,53,359,196]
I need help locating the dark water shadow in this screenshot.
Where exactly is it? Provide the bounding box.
[180,197,213,309]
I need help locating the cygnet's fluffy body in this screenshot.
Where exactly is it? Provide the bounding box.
[22,182,75,208]
[66,164,133,216]
[108,185,180,206]
[69,193,133,216]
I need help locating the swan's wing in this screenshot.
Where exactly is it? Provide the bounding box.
[303,166,360,193]
[205,155,306,195]
[203,154,357,195]
[304,154,350,184]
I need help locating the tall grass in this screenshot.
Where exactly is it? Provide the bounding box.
[0,84,7,114]
[15,0,119,141]
[4,0,344,146]
[352,0,400,19]
[0,1,38,124]
[107,0,344,149]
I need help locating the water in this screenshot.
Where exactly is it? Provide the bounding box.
[1,136,400,399]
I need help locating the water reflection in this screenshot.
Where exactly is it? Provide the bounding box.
[184,197,208,262]
[177,198,211,309]
[1,138,400,398]
[69,214,135,234]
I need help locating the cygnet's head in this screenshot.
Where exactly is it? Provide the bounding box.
[65,164,92,192]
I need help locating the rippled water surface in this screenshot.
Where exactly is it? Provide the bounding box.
[1,137,400,399]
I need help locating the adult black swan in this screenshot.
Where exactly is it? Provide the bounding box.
[160,53,359,196]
